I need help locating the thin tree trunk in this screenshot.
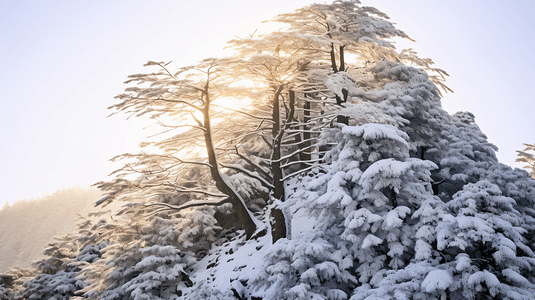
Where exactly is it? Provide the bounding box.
[270,87,296,243]
[272,90,297,200]
[271,86,284,201]
[330,43,338,73]
[301,94,312,164]
[390,188,398,208]
[339,45,345,72]
[331,44,349,125]
[294,120,305,168]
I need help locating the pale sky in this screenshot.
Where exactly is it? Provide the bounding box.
[1,0,534,208]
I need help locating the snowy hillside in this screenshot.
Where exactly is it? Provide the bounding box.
[0,187,101,273]
[2,1,535,300]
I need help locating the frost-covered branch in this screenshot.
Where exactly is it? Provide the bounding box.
[212,104,273,121]
[144,198,230,215]
[220,163,274,190]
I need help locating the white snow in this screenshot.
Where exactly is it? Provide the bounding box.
[421,269,453,292]
[342,123,409,148]
[362,234,383,249]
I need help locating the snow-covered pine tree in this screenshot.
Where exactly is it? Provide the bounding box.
[247,121,440,299]
[233,2,535,299]
[0,267,35,300]
[0,220,104,300]
[0,213,117,300]
[440,180,535,299]
[76,199,240,300]
[19,240,107,300]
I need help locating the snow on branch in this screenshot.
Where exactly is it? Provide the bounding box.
[220,163,275,190]
[143,198,230,215]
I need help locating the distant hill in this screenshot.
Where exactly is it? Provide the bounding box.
[0,186,101,273]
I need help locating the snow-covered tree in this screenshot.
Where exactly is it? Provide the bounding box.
[97,58,264,238]
[19,241,107,300]
[78,206,220,300]
[6,1,535,299]
[0,267,35,300]
[247,122,439,299]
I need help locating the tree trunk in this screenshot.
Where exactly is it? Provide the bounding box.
[390,188,398,208]
[202,90,258,239]
[270,87,291,243]
[336,89,349,125]
[270,207,287,244]
[331,44,349,125]
[330,43,338,73]
[271,86,285,201]
[339,45,345,72]
[300,94,312,165]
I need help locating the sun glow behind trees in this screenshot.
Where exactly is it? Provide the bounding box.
[1,0,533,209]
[0,0,317,208]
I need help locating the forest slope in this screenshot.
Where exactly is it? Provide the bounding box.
[0,187,101,273]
